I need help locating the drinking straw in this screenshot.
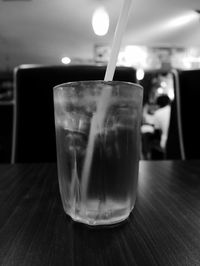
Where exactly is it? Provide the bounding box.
[104,0,133,81]
[81,0,133,203]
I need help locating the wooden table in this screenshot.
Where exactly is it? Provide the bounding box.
[0,161,200,266]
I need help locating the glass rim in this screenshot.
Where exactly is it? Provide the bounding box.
[53,80,143,91]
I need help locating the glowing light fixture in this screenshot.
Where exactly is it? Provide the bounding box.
[92,7,109,36]
[161,81,167,88]
[61,57,71,64]
[136,68,145,81]
[166,12,199,29]
[125,46,148,67]
[157,87,164,94]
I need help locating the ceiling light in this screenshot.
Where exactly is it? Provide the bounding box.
[92,7,109,36]
[61,57,71,64]
[166,12,199,29]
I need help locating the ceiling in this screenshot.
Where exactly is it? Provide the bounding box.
[0,0,200,70]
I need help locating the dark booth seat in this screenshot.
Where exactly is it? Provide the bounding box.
[165,70,183,160]
[12,64,137,163]
[177,69,200,159]
[166,69,200,160]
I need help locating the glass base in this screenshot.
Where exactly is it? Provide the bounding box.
[63,199,133,226]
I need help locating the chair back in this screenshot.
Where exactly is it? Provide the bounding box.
[165,70,184,159]
[12,64,137,163]
[166,69,200,160]
[177,69,200,159]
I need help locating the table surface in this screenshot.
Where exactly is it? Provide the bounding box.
[0,161,200,266]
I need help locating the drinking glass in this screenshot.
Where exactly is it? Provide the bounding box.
[53,81,143,226]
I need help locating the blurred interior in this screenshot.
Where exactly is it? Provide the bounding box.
[1,0,200,162]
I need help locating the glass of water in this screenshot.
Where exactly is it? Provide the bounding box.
[53,80,143,226]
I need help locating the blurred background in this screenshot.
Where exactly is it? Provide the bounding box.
[1,0,200,162]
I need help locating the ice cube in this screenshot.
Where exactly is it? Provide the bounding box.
[64,130,87,156]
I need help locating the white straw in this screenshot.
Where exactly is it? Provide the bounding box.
[104,0,133,81]
[80,0,133,203]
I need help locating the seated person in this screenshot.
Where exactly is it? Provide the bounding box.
[153,94,171,150]
[141,103,158,159]
[141,95,171,159]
